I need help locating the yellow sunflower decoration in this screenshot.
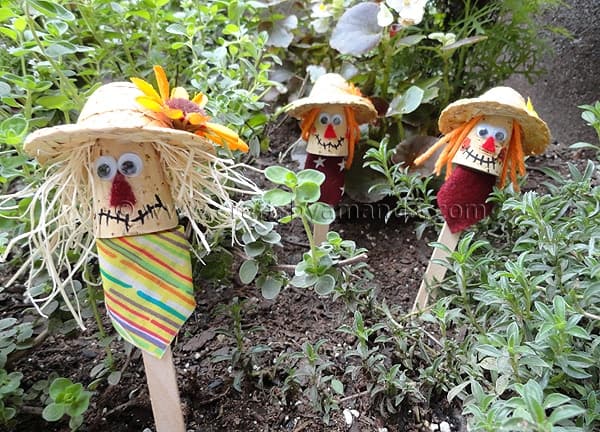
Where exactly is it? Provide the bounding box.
[131,65,249,152]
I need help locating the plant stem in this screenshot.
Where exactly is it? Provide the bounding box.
[84,267,114,368]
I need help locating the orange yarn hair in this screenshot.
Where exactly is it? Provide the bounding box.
[413,117,526,192]
[298,107,361,170]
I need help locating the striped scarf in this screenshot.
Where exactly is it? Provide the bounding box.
[96,226,195,358]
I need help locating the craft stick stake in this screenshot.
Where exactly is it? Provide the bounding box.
[142,347,186,432]
[412,222,460,312]
[313,223,329,245]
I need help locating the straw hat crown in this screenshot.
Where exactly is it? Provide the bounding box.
[24,82,214,164]
[285,73,377,124]
[439,86,550,155]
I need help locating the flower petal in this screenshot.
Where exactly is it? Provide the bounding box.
[135,95,164,112]
[171,86,189,100]
[163,107,184,120]
[130,77,162,101]
[203,122,249,152]
[187,112,211,125]
[153,65,170,102]
[192,92,208,108]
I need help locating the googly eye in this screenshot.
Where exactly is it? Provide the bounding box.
[476,126,489,138]
[331,114,343,126]
[319,113,330,125]
[118,153,143,177]
[494,128,508,143]
[94,156,117,180]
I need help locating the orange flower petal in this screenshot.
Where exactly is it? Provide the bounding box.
[153,65,170,102]
[171,86,189,100]
[136,96,164,112]
[130,77,162,102]
[203,123,249,152]
[192,92,208,108]
[187,112,211,125]
[163,107,184,120]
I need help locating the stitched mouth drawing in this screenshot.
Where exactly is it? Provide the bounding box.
[462,148,498,171]
[97,194,170,232]
[314,134,345,151]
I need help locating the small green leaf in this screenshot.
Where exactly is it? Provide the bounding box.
[314,274,335,295]
[307,202,336,225]
[263,189,293,206]
[295,182,321,203]
[27,0,75,20]
[166,23,187,36]
[239,260,259,284]
[258,276,282,299]
[265,166,295,185]
[297,169,326,186]
[331,378,344,395]
[107,371,121,386]
[42,403,65,422]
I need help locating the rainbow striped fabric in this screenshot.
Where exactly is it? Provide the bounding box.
[96,226,195,358]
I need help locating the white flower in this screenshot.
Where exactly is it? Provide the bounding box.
[386,0,428,27]
[311,1,333,18]
[377,3,394,27]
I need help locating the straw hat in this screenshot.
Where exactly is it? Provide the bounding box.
[285,73,377,124]
[24,82,215,164]
[438,86,550,155]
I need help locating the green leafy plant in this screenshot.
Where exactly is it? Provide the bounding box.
[42,377,92,431]
[363,137,441,237]
[212,297,271,392]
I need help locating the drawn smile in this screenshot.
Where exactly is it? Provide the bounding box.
[97,194,170,232]
[314,134,345,151]
[461,147,498,171]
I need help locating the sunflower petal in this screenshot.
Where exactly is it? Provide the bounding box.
[130,77,162,102]
[192,92,208,108]
[136,96,165,112]
[153,65,170,102]
[187,112,211,125]
[204,122,249,152]
[163,107,184,120]
[171,86,189,100]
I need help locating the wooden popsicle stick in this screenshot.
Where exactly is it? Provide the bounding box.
[412,222,461,312]
[142,346,186,432]
[313,223,329,245]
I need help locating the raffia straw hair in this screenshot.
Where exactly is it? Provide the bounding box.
[414,117,526,191]
[299,108,319,142]
[343,106,359,169]
[1,142,261,329]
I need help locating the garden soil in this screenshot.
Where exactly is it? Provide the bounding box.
[3,2,599,431]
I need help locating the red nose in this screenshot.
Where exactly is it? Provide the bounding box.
[481,136,496,153]
[324,124,337,139]
[110,172,137,208]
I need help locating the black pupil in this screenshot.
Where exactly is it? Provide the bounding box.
[495,132,505,141]
[121,160,135,175]
[333,117,341,125]
[97,163,111,178]
[319,116,328,125]
[478,128,488,137]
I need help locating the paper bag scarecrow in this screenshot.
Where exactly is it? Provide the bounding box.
[10,67,253,359]
[285,73,377,206]
[412,86,550,309]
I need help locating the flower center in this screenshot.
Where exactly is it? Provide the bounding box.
[166,98,205,115]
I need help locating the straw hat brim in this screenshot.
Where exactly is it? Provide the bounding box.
[439,99,551,155]
[24,124,215,164]
[285,95,377,125]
